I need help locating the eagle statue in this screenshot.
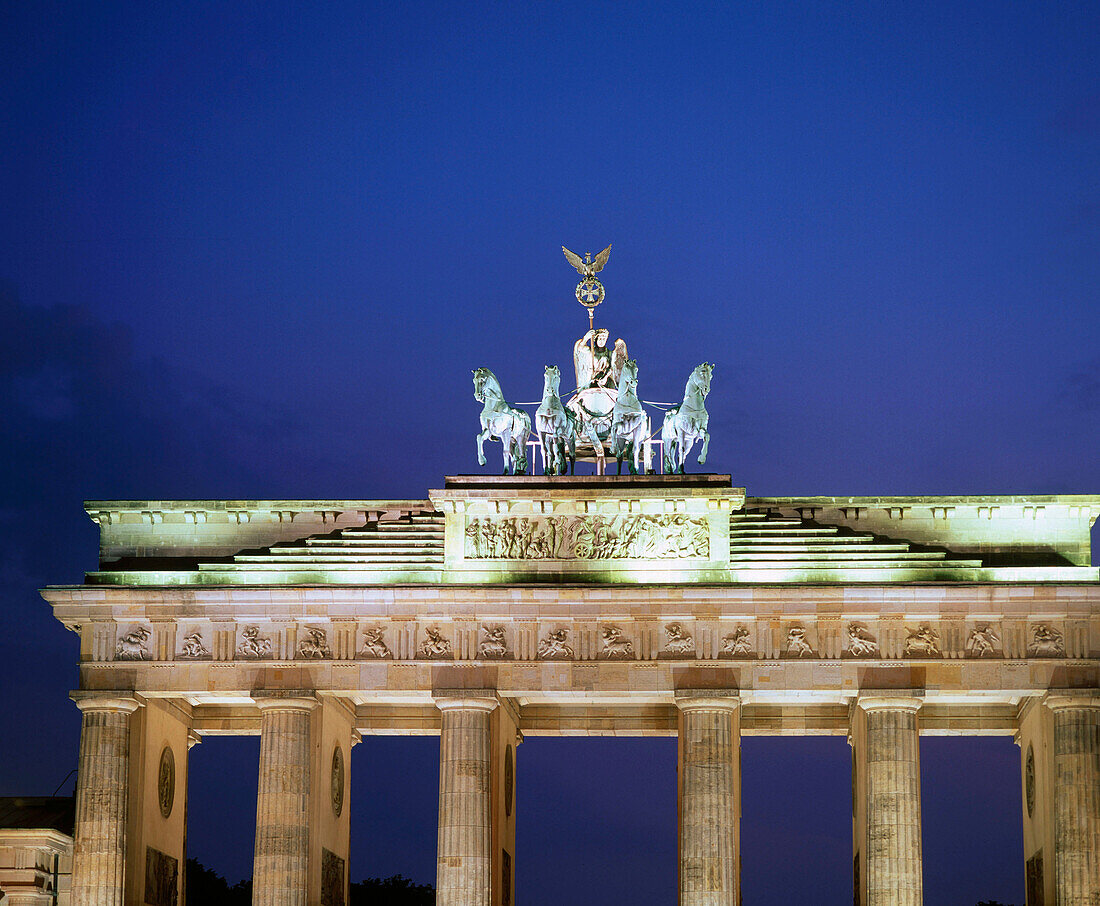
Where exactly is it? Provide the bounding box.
[562,244,612,279]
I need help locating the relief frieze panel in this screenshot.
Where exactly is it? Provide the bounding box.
[84,612,1089,667]
[463,514,709,560]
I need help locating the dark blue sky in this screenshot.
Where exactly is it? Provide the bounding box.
[2,2,1097,904]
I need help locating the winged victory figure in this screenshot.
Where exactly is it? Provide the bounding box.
[562,244,612,278]
[574,329,628,391]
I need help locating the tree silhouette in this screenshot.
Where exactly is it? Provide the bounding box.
[184,859,435,905]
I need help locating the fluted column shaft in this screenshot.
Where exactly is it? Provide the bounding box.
[1047,694,1100,906]
[70,696,140,906]
[677,692,741,906]
[858,696,923,906]
[435,695,498,906]
[252,697,317,906]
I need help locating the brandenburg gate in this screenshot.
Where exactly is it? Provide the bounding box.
[41,249,1100,905]
[43,478,1100,906]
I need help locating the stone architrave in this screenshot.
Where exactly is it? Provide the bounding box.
[1044,692,1100,906]
[252,694,319,906]
[676,691,741,906]
[434,693,499,906]
[69,694,141,906]
[853,694,924,906]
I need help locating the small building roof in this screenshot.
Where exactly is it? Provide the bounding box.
[0,797,75,835]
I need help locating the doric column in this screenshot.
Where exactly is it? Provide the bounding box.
[1045,692,1100,906]
[252,695,318,906]
[853,694,923,906]
[676,691,741,906]
[434,693,499,906]
[69,694,141,906]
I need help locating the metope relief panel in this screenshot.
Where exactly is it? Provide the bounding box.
[176,627,211,661]
[600,625,635,660]
[478,625,510,659]
[358,625,392,659]
[237,625,273,659]
[844,623,879,658]
[537,626,574,660]
[115,625,152,661]
[297,627,332,660]
[719,623,755,659]
[903,623,942,658]
[463,514,709,560]
[419,625,453,659]
[660,622,696,659]
[1027,622,1065,658]
[965,624,1002,658]
[783,624,815,658]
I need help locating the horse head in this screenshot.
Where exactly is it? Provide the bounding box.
[472,367,499,403]
[543,364,561,396]
[617,359,639,395]
[690,362,714,397]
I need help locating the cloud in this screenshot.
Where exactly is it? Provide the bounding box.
[0,282,324,588]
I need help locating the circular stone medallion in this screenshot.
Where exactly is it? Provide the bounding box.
[504,745,514,817]
[331,746,345,817]
[1025,743,1035,818]
[157,746,175,819]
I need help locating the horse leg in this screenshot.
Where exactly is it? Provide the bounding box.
[500,429,512,475]
[698,429,710,465]
[539,432,550,475]
[477,427,490,467]
[612,435,624,474]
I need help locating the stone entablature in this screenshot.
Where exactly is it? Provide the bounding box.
[78,478,1100,586]
[43,585,1100,708]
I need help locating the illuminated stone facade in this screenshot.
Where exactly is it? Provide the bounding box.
[43,475,1100,906]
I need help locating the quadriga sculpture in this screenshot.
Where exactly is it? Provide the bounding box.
[609,359,650,475]
[662,362,712,474]
[473,367,531,475]
[535,365,578,475]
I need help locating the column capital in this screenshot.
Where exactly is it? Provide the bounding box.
[1044,689,1100,712]
[675,689,741,712]
[855,690,923,713]
[252,690,319,712]
[433,690,499,712]
[70,691,142,714]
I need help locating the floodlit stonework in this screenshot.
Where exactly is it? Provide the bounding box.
[41,475,1100,905]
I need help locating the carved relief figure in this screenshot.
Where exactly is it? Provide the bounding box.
[114,626,151,661]
[904,624,941,657]
[537,629,574,660]
[846,624,879,658]
[359,627,391,658]
[601,626,635,660]
[178,632,209,660]
[721,626,753,657]
[1027,624,1064,657]
[237,626,272,659]
[785,626,814,658]
[663,623,696,656]
[479,626,509,659]
[966,625,1000,657]
[298,628,331,659]
[420,627,452,659]
[464,514,708,561]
